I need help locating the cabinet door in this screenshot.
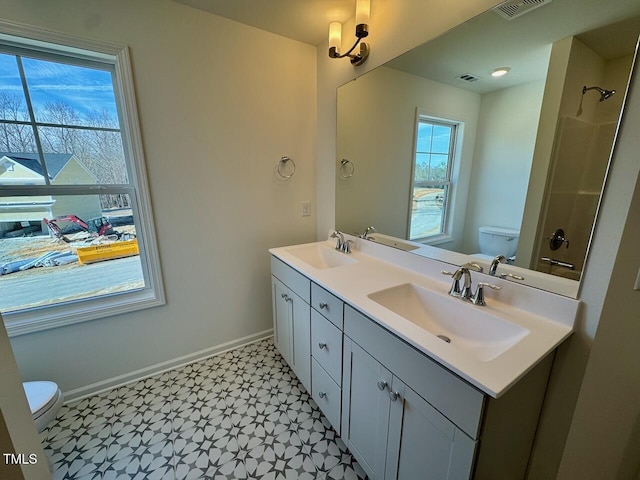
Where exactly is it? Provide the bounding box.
[290,293,311,392]
[272,276,292,365]
[385,379,476,480]
[342,338,392,480]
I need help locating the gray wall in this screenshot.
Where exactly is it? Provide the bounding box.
[2,0,317,395]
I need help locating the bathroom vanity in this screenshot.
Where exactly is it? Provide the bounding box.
[270,236,579,479]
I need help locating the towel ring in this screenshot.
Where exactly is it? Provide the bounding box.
[277,156,296,179]
[339,159,354,178]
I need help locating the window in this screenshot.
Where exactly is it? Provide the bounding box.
[0,23,164,335]
[409,113,459,242]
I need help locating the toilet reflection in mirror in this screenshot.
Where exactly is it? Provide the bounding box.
[473,226,520,262]
[335,0,640,294]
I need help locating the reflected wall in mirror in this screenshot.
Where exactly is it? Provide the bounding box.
[336,0,640,297]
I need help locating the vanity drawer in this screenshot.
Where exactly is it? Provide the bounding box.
[311,310,343,386]
[312,358,341,435]
[311,283,343,329]
[271,256,310,303]
[344,305,485,439]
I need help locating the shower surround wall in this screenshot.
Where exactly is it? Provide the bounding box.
[537,117,616,278]
[527,36,633,278]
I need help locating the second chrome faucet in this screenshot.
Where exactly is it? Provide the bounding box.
[331,230,354,254]
[442,263,501,306]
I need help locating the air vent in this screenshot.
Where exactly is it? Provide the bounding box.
[457,73,481,83]
[493,0,552,20]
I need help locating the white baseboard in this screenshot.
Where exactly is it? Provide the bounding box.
[63,329,273,403]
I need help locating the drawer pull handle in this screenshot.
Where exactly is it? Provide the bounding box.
[377,381,388,391]
[390,391,400,402]
[319,302,328,309]
[318,342,327,350]
[318,391,327,399]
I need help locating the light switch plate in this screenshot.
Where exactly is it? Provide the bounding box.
[302,201,311,217]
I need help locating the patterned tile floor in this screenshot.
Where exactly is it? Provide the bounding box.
[41,337,368,480]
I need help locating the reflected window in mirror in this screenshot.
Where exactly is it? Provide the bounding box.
[410,113,459,242]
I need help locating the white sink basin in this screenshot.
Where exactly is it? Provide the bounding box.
[368,283,529,361]
[286,244,358,270]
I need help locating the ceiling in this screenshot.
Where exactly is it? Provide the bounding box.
[386,0,640,94]
[174,0,356,46]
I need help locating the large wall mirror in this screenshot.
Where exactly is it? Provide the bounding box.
[336,0,640,297]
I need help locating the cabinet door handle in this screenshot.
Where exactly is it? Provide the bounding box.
[377,380,388,391]
[319,302,328,309]
[318,391,326,399]
[389,391,400,402]
[281,293,288,299]
[318,342,327,350]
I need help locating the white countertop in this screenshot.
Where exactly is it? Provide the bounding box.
[270,237,580,398]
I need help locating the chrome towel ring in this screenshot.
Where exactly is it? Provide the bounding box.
[277,156,296,179]
[339,158,354,178]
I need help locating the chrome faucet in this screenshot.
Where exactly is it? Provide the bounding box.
[455,267,473,299]
[489,255,507,275]
[330,230,354,253]
[442,263,490,302]
[360,226,376,240]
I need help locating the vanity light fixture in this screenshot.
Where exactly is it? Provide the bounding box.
[491,67,511,77]
[328,0,370,66]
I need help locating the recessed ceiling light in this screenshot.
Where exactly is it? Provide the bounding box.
[491,67,511,77]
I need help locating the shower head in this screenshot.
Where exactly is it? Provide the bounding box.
[582,85,616,102]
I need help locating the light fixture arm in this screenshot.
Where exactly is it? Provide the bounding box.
[329,36,370,66]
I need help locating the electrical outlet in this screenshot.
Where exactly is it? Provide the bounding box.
[302,201,311,217]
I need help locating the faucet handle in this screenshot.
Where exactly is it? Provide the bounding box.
[472,282,501,306]
[499,273,525,281]
[343,239,355,254]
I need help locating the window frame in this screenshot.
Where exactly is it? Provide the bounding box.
[0,20,165,336]
[407,110,461,244]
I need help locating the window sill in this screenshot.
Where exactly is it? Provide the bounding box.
[414,234,453,246]
[4,288,165,337]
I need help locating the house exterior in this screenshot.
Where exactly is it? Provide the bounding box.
[0,152,103,233]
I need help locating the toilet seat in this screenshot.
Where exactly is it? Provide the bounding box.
[24,381,58,416]
[23,381,63,432]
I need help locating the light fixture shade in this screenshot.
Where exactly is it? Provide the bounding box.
[329,21,342,52]
[355,0,370,27]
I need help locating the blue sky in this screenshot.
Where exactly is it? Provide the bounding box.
[0,53,118,125]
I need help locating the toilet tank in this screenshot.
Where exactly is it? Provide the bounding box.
[478,226,520,257]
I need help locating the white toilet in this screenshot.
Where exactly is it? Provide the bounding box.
[476,226,520,260]
[23,381,63,433]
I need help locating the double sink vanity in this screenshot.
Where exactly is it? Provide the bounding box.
[269,234,579,479]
